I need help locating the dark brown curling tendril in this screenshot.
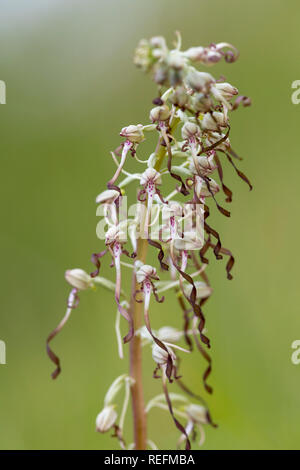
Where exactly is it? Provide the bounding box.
[46,288,79,380]
[201,126,230,154]
[223,151,253,191]
[199,237,211,264]
[137,279,174,382]
[171,255,210,349]
[176,289,193,351]
[207,240,235,280]
[90,250,107,278]
[162,378,191,450]
[203,208,223,260]
[147,318,174,383]
[121,248,137,259]
[112,425,126,449]
[147,238,169,271]
[232,95,251,111]
[118,301,134,344]
[176,294,213,395]
[202,175,231,218]
[214,153,233,203]
[193,186,223,261]
[175,372,217,425]
[161,125,189,196]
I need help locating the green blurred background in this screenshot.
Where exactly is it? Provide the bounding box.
[1,0,300,450]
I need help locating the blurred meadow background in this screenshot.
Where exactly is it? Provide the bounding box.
[1,0,300,450]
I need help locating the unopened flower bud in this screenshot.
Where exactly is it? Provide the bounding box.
[201,112,227,131]
[192,93,213,113]
[65,269,94,290]
[136,264,158,284]
[183,281,212,300]
[195,176,219,197]
[96,189,119,205]
[149,105,170,122]
[186,70,214,92]
[173,231,204,251]
[169,86,190,108]
[181,121,201,140]
[120,124,144,144]
[96,405,117,433]
[184,47,205,62]
[214,82,238,99]
[189,154,216,175]
[185,404,208,424]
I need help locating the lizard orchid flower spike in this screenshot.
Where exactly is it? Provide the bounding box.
[47,33,252,450]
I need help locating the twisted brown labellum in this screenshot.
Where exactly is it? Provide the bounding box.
[199,237,211,264]
[204,220,223,260]
[112,425,126,449]
[162,379,191,450]
[176,290,193,351]
[176,373,217,424]
[121,248,137,259]
[147,238,169,271]
[46,288,79,379]
[155,187,168,204]
[171,256,210,348]
[214,153,233,203]
[201,126,230,154]
[119,301,134,344]
[193,187,223,261]
[177,376,218,427]
[193,333,213,395]
[47,333,62,380]
[176,293,213,394]
[144,309,174,383]
[232,95,251,110]
[207,241,235,280]
[150,279,165,304]
[224,152,253,191]
[90,250,107,278]
[202,176,230,217]
[228,147,242,161]
[137,188,147,202]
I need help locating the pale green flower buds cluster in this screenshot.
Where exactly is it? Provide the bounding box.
[49,33,250,451]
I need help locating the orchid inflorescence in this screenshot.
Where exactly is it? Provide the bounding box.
[47,33,251,450]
